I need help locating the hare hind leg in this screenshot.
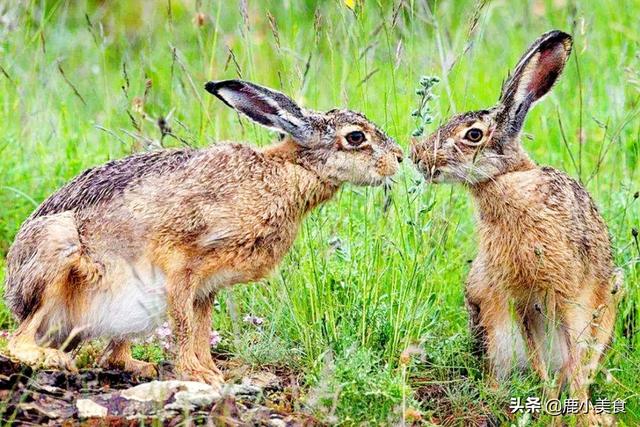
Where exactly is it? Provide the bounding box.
[557,293,612,397]
[557,299,616,427]
[101,339,157,378]
[6,211,94,372]
[8,303,77,372]
[585,276,620,378]
[583,299,616,384]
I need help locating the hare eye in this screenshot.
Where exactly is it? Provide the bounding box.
[464,128,483,142]
[346,131,366,146]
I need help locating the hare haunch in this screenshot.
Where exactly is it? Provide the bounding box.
[4,79,403,385]
[411,31,621,406]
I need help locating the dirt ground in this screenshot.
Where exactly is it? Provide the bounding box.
[0,354,321,426]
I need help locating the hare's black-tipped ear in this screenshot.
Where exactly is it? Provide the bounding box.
[499,31,572,135]
[205,79,313,144]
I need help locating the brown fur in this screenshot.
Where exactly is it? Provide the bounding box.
[411,31,619,423]
[4,80,402,386]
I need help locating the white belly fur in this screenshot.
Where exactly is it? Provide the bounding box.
[82,259,167,339]
[492,316,568,378]
[80,259,241,339]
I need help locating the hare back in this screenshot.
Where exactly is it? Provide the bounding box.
[30,148,198,220]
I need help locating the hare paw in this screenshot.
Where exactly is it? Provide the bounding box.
[9,341,77,373]
[196,353,222,374]
[41,348,78,372]
[178,366,224,388]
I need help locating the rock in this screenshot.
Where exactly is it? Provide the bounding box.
[121,380,221,406]
[0,354,28,376]
[267,418,288,427]
[56,381,224,419]
[77,398,108,418]
[169,384,222,410]
[224,382,262,398]
[243,371,281,390]
[17,400,67,420]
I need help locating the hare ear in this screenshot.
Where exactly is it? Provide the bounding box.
[205,79,314,144]
[499,31,572,135]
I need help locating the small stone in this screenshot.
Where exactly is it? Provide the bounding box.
[170,386,221,410]
[76,399,108,418]
[121,380,221,411]
[124,380,218,400]
[268,418,287,427]
[243,371,280,390]
[17,402,64,420]
[224,383,261,398]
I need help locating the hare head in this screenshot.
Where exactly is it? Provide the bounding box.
[206,79,403,186]
[410,31,572,185]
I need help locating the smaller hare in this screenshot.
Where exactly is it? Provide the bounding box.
[4,79,403,386]
[411,31,620,413]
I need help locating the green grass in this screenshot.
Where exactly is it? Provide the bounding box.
[0,0,639,424]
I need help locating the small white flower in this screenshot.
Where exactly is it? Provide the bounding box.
[155,322,172,338]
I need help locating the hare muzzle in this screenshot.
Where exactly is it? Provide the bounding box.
[376,146,404,178]
[410,141,441,182]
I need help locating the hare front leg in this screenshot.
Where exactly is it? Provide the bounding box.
[101,339,157,378]
[465,294,486,358]
[516,304,551,384]
[480,300,528,384]
[465,261,490,360]
[466,264,527,384]
[193,296,223,376]
[167,272,223,386]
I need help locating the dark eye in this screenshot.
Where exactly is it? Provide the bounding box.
[464,128,483,142]
[346,131,366,146]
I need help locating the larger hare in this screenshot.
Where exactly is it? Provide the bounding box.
[5,79,403,385]
[411,31,620,411]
